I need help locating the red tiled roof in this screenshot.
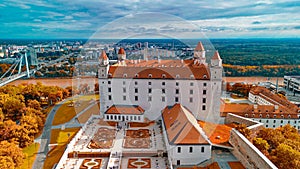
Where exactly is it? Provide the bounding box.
[195,42,205,51]
[105,105,144,115]
[212,51,221,60]
[220,103,299,119]
[118,48,126,54]
[250,86,299,113]
[108,59,210,80]
[99,50,108,60]
[162,104,210,145]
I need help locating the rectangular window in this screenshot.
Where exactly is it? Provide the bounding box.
[162,88,166,94]
[202,105,206,110]
[190,82,194,86]
[202,98,206,103]
[177,160,180,166]
[189,147,193,153]
[190,97,193,103]
[135,88,138,93]
[134,81,138,85]
[201,147,204,153]
[148,88,152,93]
[190,90,193,94]
[175,97,179,102]
[108,80,111,84]
[177,147,181,153]
[148,81,151,85]
[123,88,126,93]
[135,96,138,101]
[122,81,125,85]
[162,96,165,102]
[176,89,179,94]
[176,82,179,86]
[203,90,207,95]
[108,87,111,92]
[162,82,165,86]
[123,96,126,101]
[203,83,207,87]
[108,95,112,100]
[148,96,152,101]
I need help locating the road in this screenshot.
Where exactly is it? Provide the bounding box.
[32,98,72,169]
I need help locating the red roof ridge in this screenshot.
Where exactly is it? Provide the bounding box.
[100,50,108,60]
[195,42,205,51]
[212,51,221,60]
[118,48,126,54]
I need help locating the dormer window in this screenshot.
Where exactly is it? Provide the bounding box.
[176,74,180,78]
[274,115,277,118]
[281,114,284,118]
[108,73,112,77]
[148,74,152,78]
[190,75,194,79]
[162,74,166,78]
[259,114,262,118]
[123,74,127,78]
[245,114,248,117]
[203,74,207,78]
[135,74,139,78]
[288,115,291,118]
[266,114,269,118]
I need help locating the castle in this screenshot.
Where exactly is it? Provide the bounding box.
[98,42,223,124]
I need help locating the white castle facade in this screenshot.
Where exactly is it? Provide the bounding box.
[98,42,224,124]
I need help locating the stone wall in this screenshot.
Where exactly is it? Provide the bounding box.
[225,113,259,127]
[226,113,278,169]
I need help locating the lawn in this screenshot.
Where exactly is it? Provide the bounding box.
[18,143,40,169]
[52,94,99,125]
[77,102,100,124]
[44,127,80,169]
[50,127,81,145]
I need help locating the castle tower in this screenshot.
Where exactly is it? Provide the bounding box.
[118,48,126,66]
[194,42,206,64]
[98,50,109,117]
[98,50,109,78]
[210,50,223,123]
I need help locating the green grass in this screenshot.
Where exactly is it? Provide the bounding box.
[18,143,40,169]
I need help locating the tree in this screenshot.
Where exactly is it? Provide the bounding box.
[271,143,300,169]
[234,124,252,140]
[253,137,270,155]
[0,109,4,122]
[2,97,25,121]
[0,156,14,169]
[0,141,24,168]
[27,99,42,111]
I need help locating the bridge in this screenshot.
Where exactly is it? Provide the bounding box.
[0,51,73,87]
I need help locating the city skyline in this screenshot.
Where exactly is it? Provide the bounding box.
[0,0,299,39]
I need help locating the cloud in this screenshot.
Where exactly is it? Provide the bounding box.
[0,0,299,38]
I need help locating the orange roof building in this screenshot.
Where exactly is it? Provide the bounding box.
[162,104,212,166]
[104,105,145,122]
[98,41,224,124]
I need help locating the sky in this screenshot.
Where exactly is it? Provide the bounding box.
[0,0,299,39]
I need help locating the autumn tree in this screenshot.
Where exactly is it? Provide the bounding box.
[0,141,24,168]
[271,143,300,169]
[27,99,42,111]
[0,156,14,169]
[234,124,252,140]
[2,97,25,121]
[253,137,270,155]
